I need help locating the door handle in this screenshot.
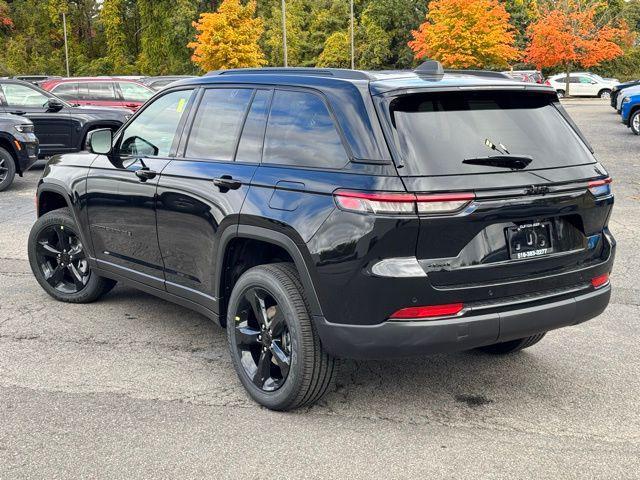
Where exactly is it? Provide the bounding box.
[10,110,26,115]
[213,176,242,191]
[135,169,157,181]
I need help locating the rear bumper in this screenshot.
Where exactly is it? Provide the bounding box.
[315,285,611,359]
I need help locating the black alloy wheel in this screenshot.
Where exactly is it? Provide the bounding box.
[233,286,292,392]
[34,224,90,294]
[0,147,16,192]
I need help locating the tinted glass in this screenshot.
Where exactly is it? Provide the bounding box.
[1,83,49,107]
[119,89,193,157]
[389,90,595,176]
[578,77,592,84]
[52,82,78,100]
[185,88,253,161]
[87,82,116,100]
[119,82,154,102]
[263,90,347,169]
[236,90,272,163]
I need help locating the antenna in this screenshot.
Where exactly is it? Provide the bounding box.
[414,60,444,77]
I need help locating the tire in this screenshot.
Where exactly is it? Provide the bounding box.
[630,110,640,135]
[556,90,565,99]
[0,147,16,192]
[598,89,611,99]
[227,262,336,411]
[477,333,546,355]
[28,207,117,303]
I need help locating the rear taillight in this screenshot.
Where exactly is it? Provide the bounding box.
[390,303,464,319]
[591,273,610,289]
[588,177,612,197]
[334,190,475,215]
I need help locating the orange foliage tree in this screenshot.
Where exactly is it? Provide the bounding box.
[524,2,633,95]
[409,0,520,69]
[189,0,266,71]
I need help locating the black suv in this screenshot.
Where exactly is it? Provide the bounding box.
[0,79,130,158]
[28,63,615,410]
[0,114,38,191]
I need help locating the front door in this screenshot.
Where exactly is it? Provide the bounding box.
[0,81,75,155]
[86,88,196,289]
[156,87,269,311]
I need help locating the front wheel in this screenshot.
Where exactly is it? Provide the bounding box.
[630,110,640,135]
[28,207,117,302]
[477,333,546,355]
[0,147,16,192]
[227,263,336,410]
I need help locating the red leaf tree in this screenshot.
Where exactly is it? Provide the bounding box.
[524,1,633,96]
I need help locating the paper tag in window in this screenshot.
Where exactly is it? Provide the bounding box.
[176,98,186,113]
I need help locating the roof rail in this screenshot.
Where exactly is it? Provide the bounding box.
[205,67,373,81]
[444,69,511,79]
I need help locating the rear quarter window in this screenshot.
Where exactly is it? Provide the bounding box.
[262,90,348,169]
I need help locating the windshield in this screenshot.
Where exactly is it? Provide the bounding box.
[388,90,595,176]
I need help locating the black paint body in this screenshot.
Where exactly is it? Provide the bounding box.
[34,70,616,358]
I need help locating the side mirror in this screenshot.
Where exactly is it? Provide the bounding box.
[46,98,64,112]
[88,128,113,155]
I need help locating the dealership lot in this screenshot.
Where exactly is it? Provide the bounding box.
[1,99,639,478]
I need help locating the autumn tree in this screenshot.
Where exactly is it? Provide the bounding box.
[524,1,633,96]
[409,0,520,69]
[189,0,266,71]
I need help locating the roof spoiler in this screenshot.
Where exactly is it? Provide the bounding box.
[444,69,512,79]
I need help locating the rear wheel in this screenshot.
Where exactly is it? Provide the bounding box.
[28,208,117,302]
[0,147,16,192]
[630,110,640,135]
[227,263,336,411]
[477,333,546,355]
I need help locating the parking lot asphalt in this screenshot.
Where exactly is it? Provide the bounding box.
[1,98,639,479]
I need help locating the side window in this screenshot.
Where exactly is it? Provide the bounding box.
[118,82,154,102]
[185,88,253,161]
[51,83,78,100]
[119,89,194,158]
[1,83,49,107]
[235,89,272,163]
[263,90,348,169]
[87,82,116,100]
[578,76,592,84]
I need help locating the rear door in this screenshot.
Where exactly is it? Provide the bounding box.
[156,87,263,311]
[116,81,155,111]
[84,81,121,108]
[381,88,613,302]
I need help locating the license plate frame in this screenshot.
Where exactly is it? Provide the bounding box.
[506,221,554,260]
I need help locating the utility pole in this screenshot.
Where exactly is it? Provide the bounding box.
[350,0,354,69]
[62,12,70,77]
[281,0,288,67]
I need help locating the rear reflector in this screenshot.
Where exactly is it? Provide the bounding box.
[390,303,464,319]
[588,178,612,197]
[591,273,610,289]
[334,190,474,215]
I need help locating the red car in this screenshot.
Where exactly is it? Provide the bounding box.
[40,77,154,111]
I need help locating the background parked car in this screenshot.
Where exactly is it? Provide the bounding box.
[547,73,617,98]
[0,79,130,157]
[40,77,154,111]
[614,83,640,112]
[140,75,197,91]
[0,114,38,191]
[621,92,640,135]
[610,79,640,109]
[503,70,544,83]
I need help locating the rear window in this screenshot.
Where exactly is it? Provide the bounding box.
[388,90,595,176]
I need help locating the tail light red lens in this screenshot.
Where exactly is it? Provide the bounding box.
[334,190,475,215]
[390,303,464,319]
[591,273,610,289]
[588,177,612,197]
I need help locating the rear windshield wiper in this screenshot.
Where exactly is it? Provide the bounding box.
[463,155,533,170]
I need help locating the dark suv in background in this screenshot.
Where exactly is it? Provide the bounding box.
[0,79,131,157]
[28,63,615,410]
[0,114,38,191]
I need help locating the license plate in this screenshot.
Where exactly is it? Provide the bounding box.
[506,222,553,259]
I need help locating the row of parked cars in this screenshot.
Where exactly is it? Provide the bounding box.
[0,75,195,191]
[609,80,640,135]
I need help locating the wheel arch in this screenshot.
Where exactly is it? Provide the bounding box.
[216,225,323,327]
